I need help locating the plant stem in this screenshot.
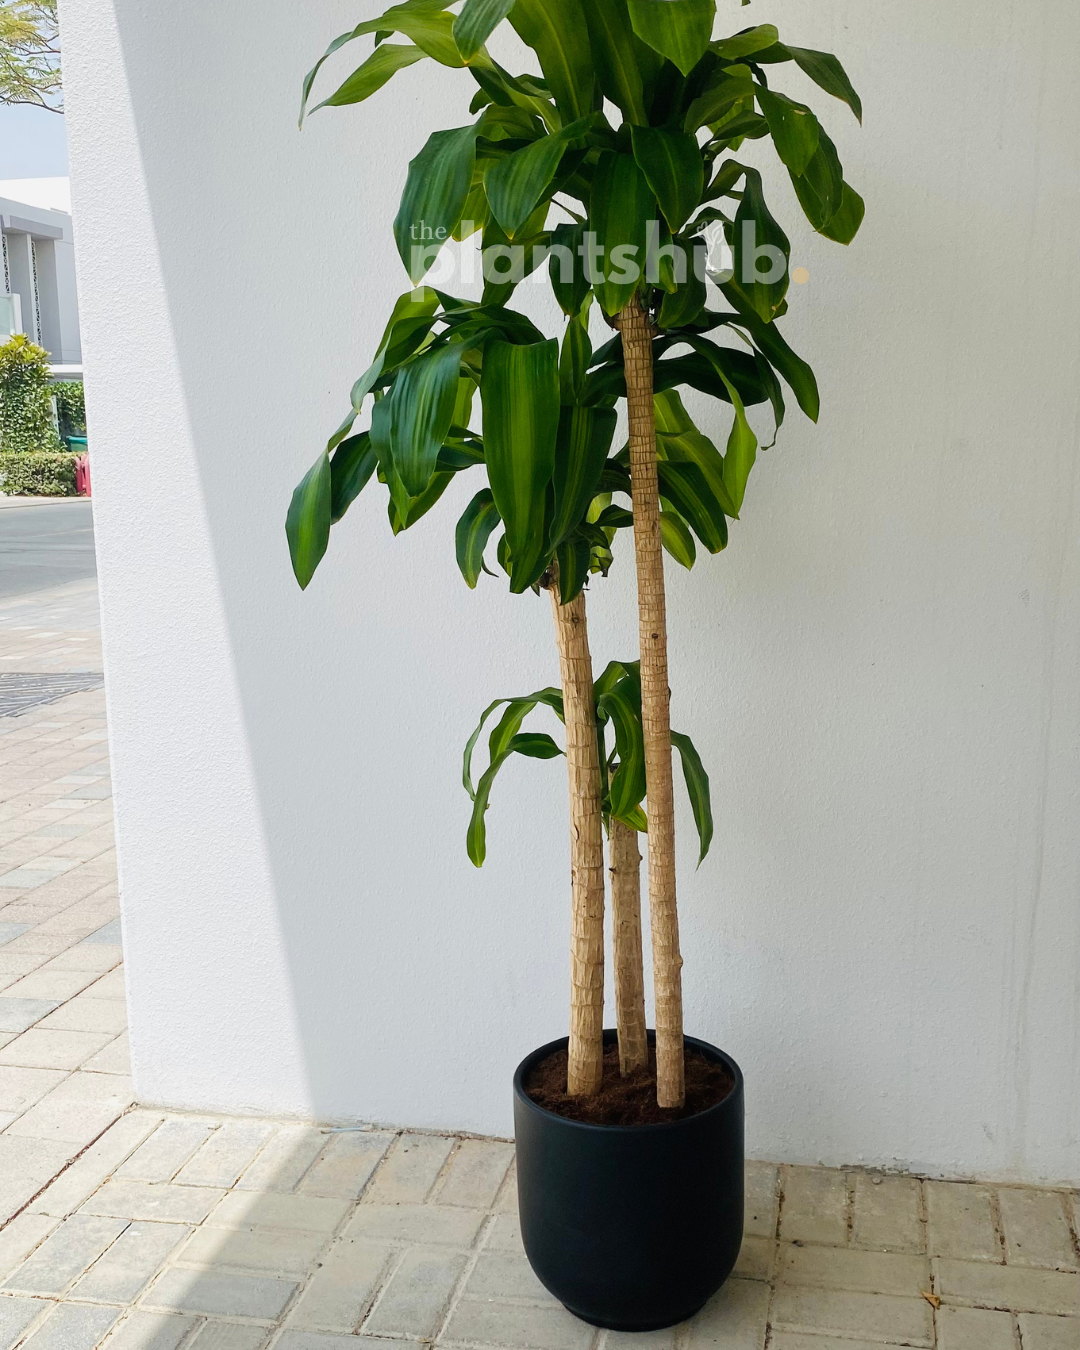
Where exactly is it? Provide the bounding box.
[609,817,648,1075]
[546,571,606,1096]
[616,294,686,1109]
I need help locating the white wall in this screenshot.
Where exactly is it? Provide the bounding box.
[60,0,1080,1184]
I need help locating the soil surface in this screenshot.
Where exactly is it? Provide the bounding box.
[524,1041,734,1125]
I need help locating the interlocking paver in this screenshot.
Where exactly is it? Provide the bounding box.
[363,1245,467,1337]
[0,1295,49,1350]
[465,1249,557,1303]
[780,1167,850,1247]
[360,1131,455,1205]
[934,1257,1079,1314]
[683,1277,770,1350]
[187,1325,272,1350]
[936,1304,1016,1350]
[100,1310,197,1350]
[925,1182,1000,1262]
[82,1180,226,1225]
[235,1126,328,1194]
[28,1110,162,1218]
[744,1161,778,1239]
[143,1267,297,1320]
[776,1243,929,1296]
[4,1067,133,1145]
[178,1224,327,1275]
[68,1220,189,1303]
[207,1191,349,1235]
[343,1202,485,1247]
[283,1238,390,1333]
[0,1213,59,1281]
[853,1174,924,1253]
[1017,1312,1080,1350]
[2,1212,128,1295]
[442,1295,594,1350]
[770,1286,934,1347]
[117,1118,219,1183]
[998,1188,1077,1270]
[298,1131,393,1200]
[435,1138,515,1209]
[17,1299,121,1350]
[173,1120,277,1189]
[0,1027,113,1069]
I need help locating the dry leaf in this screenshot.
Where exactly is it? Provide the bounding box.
[921,1291,941,1309]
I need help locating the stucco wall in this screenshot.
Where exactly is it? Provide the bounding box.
[60,0,1079,1183]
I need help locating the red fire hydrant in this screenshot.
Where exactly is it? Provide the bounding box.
[74,453,91,497]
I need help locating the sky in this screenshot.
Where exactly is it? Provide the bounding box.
[0,104,68,178]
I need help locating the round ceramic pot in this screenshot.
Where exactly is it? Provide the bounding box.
[513,1030,744,1331]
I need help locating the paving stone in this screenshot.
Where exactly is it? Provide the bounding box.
[998,1188,1077,1270]
[604,1329,678,1350]
[299,1131,394,1200]
[101,1311,197,1350]
[780,1167,850,1247]
[925,1181,1000,1261]
[436,1139,515,1209]
[178,1223,327,1275]
[361,1132,455,1205]
[770,1287,934,1347]
[934,1257,1079,1315]
[768,1337,911,1350]
[684,1277,771,1350]
[2,1212,128,1295]
[485,1211,524,1253]
[744,1161,778,1239]
[0,1063,66,1112]
[82,1032,129,1074]
[174,1119,277,1188]
[5,1068,133,1145]
[732,1235,772,1281]
[937,1304,1016,1350]
[1,969,101,1001]
[442,1296,594,1349]
[82,1180,226,1224]
[29,1110,163,1217]
[853,1174,924,1253]
[80,918,121,944]
[38,995,126,1034]
[0,923,30,944]
[69,1220,189,1302]
[0,1213,59,1281]
[1017,1313,1080,1350]
[344,1202,485,1247]
[85,967,125,997]
[118,1118,219,1182]
[208,1191,349,1235]
[465,1249,556,1303]
[777,1243,929,1296]
[0,1294,49,1350]
[236,1126,329,1194]
[0,1137,80,1222]
[364,1245,467,1337]
[0,1027,113,1069]
[19,1299,121,1349]
[284,1238,390,1332]
[187,1326,272,1350]
[40,943,120,973]
[0,999,59,1033]
[143,1267,297,1319]
[276,1336,390,1350]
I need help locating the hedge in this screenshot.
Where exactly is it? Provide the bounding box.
[0,451,79,497]
[53,381,86,442]
[0,335,62,454]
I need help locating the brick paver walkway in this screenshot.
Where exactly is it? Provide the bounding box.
[0,505,1076,1349]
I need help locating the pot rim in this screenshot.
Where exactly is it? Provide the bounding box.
[513,1029,744,1135]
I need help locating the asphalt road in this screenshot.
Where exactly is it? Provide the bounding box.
[0,501,97,599]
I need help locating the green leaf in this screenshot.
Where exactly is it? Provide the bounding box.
[716,368,757,516]
[329,432,377,522]
[455,487,501,586]
[583,0,659,126]
[789,125,844,229]
[481,339,561,591]
[551,405,617,548]
[671,729,713,863]
[286,453,332,589]
[556,532,593,604]
[786,44,862,123]
[549,221,592,317]
[630,126,703,233]
[598,671,647,822]
[485,115,595,237]
[590,151,655,316]
[730,165,789,322]
[684,74,755,132]
[510,732,563,760]
[509,0,598,122]
[627,0,716,77]
[657,461,728,552]
[394,124,481,282]
[311,43,427,115]
[818,182,864,245]
[388,343,463,496]
[389,469,455,533]
[713,24,778,60]
[559,311,592,403]
[657,246,708,329]
[654,386,738,515]
[755,86,820,177]
[660,509,697,568]
[453,0,516,60]
[716,288,819,420]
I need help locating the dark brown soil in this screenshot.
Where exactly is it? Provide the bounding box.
[524,1041,734,1126]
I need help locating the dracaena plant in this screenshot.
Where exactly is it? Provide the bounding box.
[287,0,863,1108]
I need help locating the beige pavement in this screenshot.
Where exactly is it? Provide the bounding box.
[0,507,1075,1348]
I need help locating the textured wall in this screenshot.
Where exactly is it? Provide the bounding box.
[60,0,1080,1183]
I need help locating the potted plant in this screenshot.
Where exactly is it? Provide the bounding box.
[288,0,862,1328]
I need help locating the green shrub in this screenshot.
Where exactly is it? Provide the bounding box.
[52,380,86,442]
[0,334,62,454]
[0,451,78,496]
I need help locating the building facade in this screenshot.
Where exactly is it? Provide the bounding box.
[0,186,82,366]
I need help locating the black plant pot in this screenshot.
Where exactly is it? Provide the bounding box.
[513,1030,744,1332]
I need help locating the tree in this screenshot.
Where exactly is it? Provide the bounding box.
[288,0,862,1107]
[0,0,61,112]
